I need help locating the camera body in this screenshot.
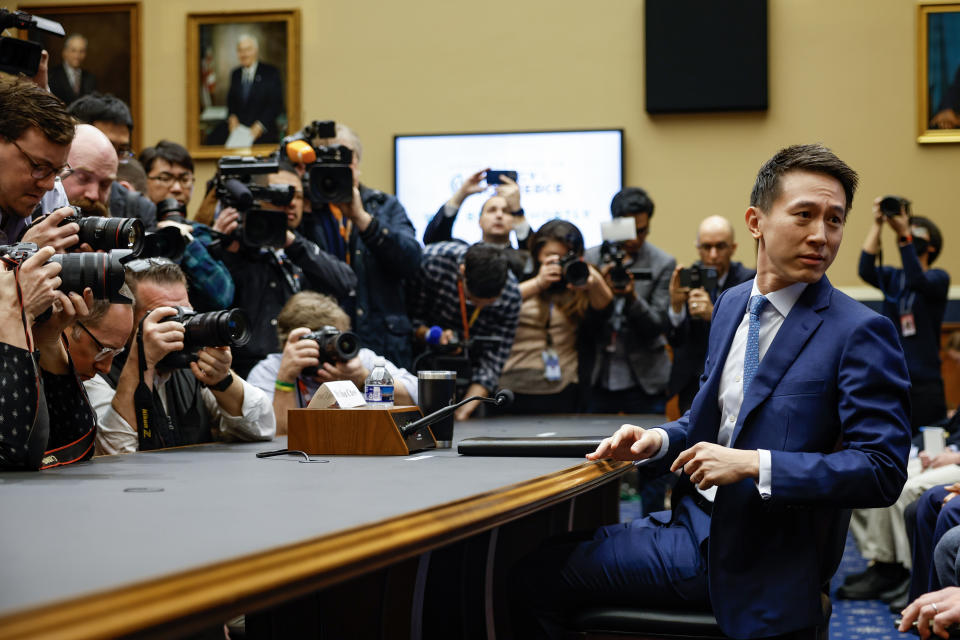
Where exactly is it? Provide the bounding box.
[678,263,718,292]
[0,10,64,76]
[299,325,360,376]
[283,120,354,205]
[0,242,132,303]
[157,307,251,369]
[58,208,144,254]
[215,156,292,249]
[880,195,911,218]
[558,252,590,287]
[600,241,632,290]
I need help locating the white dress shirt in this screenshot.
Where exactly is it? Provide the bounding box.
[650,280,808,501]
[86,373,276,455]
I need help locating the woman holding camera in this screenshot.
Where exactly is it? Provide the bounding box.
[498,219,613,414]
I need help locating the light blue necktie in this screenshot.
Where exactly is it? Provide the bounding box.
[743,294,768,392]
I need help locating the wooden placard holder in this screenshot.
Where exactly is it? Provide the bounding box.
[287,406,437,455]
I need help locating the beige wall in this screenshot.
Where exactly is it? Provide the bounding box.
[27,0,960,287]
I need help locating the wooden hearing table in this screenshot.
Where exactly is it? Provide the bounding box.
[0,414,658,639]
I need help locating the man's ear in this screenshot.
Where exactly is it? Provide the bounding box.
[745,206,763,240]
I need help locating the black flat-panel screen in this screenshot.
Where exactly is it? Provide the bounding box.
[645,0,768,113]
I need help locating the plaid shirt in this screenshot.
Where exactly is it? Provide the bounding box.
[409,241,521,392]
[183,223,235,308]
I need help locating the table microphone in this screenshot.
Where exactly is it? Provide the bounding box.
[400,389,514,438]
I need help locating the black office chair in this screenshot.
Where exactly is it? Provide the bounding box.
[566,592,831,640]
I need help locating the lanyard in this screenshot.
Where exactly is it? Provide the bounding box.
[328,204,353,265]
[897,271,917,315]
[457,279,481,341]
[270,248,301,294]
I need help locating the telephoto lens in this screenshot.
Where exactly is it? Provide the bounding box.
[61,212,145,253]
[158,307,251,369]
[51,249,133,303]
[300,326,360,376]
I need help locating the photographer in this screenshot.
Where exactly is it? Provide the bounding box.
[0,75,80,252]
[294,122,422,368]
[247,291,418,434]
[138,140,235,310]
[215,168,357,377]
[499,220,612,413]
[0,244,98,470]
[583,187,676,414]
[423,169,532,279]
[860,196,949,429]
[67,92,158,229]
[667,215,755,413]
[408,242,521,421]
[84,259,274,454]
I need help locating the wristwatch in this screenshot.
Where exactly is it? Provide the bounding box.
[206,373,234,392]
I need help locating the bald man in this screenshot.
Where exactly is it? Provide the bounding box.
[48,34,97,105]
[209,34,284,145]
[60,124,118,216]
[668,215,756,413]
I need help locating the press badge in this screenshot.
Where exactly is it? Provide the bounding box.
[542,348,562,381]
[900,312,917,337]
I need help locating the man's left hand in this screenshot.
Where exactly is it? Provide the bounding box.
[671,442,759,490]
[315,357,369,389]
[190,346,233,387]
[898,586,960,639]
[687,288,713,320]
[497,175,521,213]
[339,187,373,232]
[32,288,94,346]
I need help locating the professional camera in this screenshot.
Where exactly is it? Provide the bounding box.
[215,156,294,249]
[57,208,144,254]
[282,120,354,204]
[299,326,360,376]
[0,9,64,76]
[600,241,632,290]
[157,307,251,369]
[880,195,911,218]
[678,263,718,292]
[156,198,188,224]
[137,227,187,261]
[0,242,132,303]
[558,252,590,287]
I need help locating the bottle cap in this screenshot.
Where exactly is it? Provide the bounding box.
[374,356,386,367]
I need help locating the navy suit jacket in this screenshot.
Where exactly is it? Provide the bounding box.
[48,65,96,105]
[651,276,911,638]
[226,62,284,143]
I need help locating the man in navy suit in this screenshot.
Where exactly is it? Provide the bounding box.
[48,34,97,106]
[209,35,284,145]
[668,215,756,413]
[514,144,912,639]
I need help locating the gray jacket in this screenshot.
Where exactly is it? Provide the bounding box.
[584,241,676,395]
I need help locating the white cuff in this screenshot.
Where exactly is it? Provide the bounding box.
[668,304,687,328]
[635,427,670,467]
[756,448,772,499]
[443,202,459,218]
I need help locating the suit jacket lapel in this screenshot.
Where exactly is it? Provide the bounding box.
[731,277,832,446]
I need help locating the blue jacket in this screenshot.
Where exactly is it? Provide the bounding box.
[298,186,422,368]
[653,276,911,638]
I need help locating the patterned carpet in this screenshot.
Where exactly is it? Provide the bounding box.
[619,497,910,638]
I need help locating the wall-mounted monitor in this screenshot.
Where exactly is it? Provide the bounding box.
[394,129,624,248]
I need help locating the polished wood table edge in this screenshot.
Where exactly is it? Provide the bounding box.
[0,458,632,640]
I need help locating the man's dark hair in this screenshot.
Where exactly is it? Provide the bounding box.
[750,144,859,215]
[67,92,134,132]
[611,187,654,218]
[139,140,194,174]
[910,215,944,264]
[0,75,75,146]
[463,243,509,300]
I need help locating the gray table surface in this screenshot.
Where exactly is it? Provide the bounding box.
[0,414,662,617]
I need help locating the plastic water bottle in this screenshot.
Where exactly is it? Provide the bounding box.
[364,357,394,407]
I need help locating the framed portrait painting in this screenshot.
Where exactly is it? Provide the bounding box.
[186,10,300,159]
[17,2,142,149]
[918,2,960,143]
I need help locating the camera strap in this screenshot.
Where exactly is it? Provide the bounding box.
[39,335,97,469]
[133,313,169,450]
[327,204,353,266]
[457,279,481,341]
[270,248,302,294]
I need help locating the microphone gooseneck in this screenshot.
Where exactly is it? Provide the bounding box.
[399,389,514,438]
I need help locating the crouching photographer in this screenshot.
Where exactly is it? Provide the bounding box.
[247,291,418,434]
[83,258,275,454]
[210,156,357,377]
[0,241,132,470]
